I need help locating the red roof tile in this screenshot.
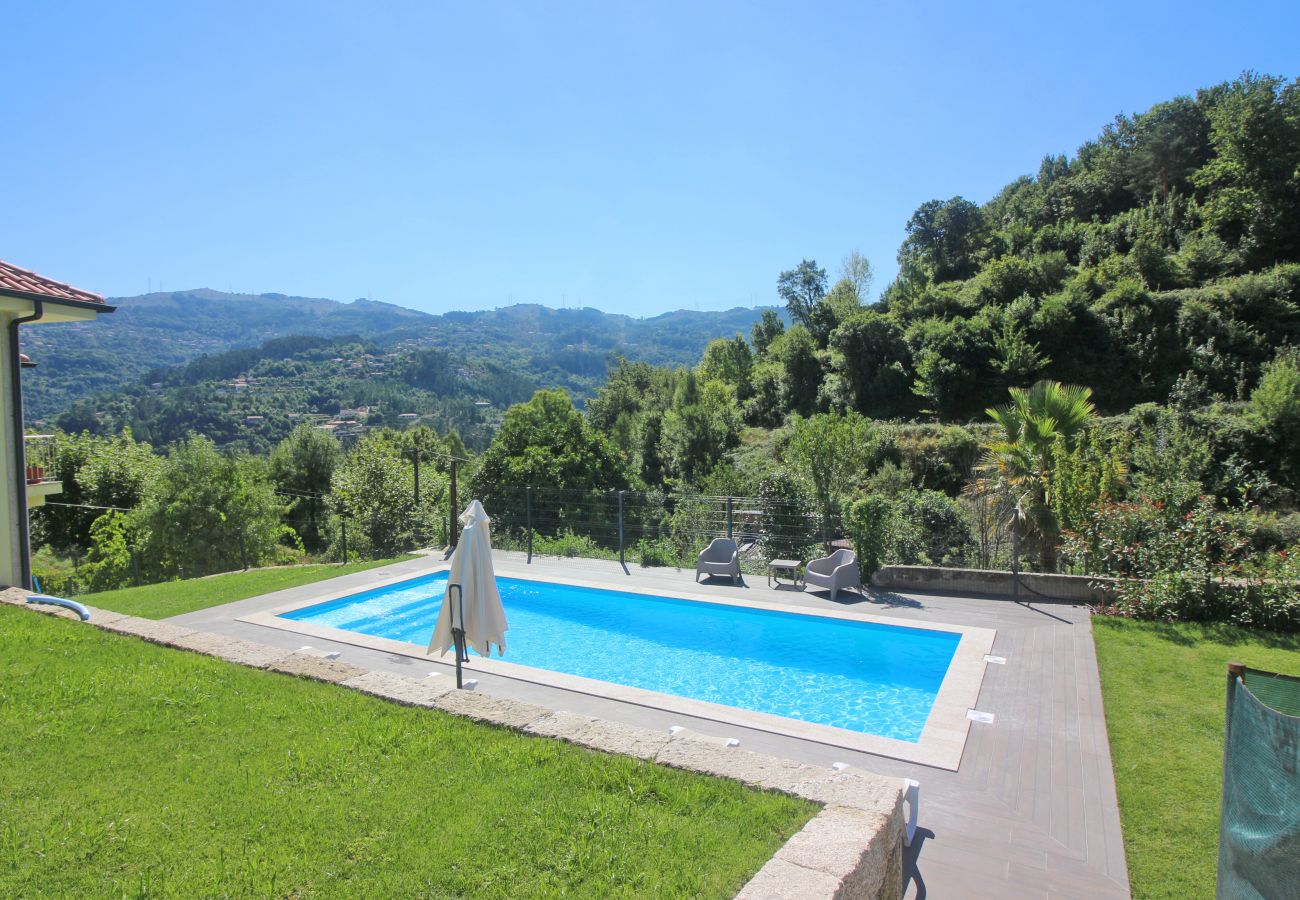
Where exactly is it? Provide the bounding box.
[0,259,104,305]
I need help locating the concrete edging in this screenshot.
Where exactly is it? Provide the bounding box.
[872,564,1116,603]
[2,588,906,900]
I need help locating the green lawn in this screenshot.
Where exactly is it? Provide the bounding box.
[0,606,814,897]
[1093,617,1300,899]
[79,557,416,619]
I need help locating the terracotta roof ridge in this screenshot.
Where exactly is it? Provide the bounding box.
[0,258,105,305]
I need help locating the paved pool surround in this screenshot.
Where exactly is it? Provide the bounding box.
[3,587,907,900]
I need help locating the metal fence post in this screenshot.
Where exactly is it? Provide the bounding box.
[449,460,459,549]
[1011,505,1021,602]
[618,490,625,566]
[526,486,533,564]
[726,496,734,540]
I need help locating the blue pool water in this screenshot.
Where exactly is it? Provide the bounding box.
[281,573,960,742]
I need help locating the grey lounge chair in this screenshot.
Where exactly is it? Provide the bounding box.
[803,548,862,602]
[696,538,741,585]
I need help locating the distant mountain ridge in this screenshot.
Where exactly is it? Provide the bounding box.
[20,287,777,425]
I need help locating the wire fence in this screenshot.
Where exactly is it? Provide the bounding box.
[481,485,826,576]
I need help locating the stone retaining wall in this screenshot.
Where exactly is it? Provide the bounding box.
[871,565,1118,603]
[3,588,906,899]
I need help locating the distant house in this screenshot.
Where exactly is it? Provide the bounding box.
[0,260,113,589]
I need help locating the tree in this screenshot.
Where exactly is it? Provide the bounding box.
[841,251,874,301]
[135,436,286,578]
[776,260,828,327]
[1192,73,1300,268]
[898,197,987,282]
[973,381,1097,570]
[751,309,785,356]
[331,432,442,556]
[1249,349,1300,486]
[473,389,634,499]
[768,325,823,418]
[785,412,878,542]
[32,429,160,554]
[826,311,913,418]
[658,379,741,487]
[270,424,342,552]
[698,335,754,399]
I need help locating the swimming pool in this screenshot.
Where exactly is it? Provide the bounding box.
[279,571,960,742]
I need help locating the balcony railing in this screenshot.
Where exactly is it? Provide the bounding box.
[23,434,56,485]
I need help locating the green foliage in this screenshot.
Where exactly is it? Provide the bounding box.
[785,412,877,539]
[975,381,1097,569]
[844,495,890,577]
[134,435,287,578]
[270,424,342,551]
[776,260,827,327]
[78,512,137,593]
[898,196,986,283]
[1249,348,1300,486]
[755,472,819,563]
[531,529,614,560]
[879,489,976,567]
[330,431,442,557]
[31,429,160,553]
[659,378,742,487]
[474,390,634,502]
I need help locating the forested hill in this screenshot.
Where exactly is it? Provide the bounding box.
[20,287,776,422]
[20,289,433,419]
[836,72,1300,422]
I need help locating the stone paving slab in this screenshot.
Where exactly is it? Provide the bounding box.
[735,857,847,900]
[524,711,671,761]
[431,688,552,729]
[773,805,901,898]
[267,651,369,683]
[167,631,293,668]
[341,670,455,706]
[97,616,198,645]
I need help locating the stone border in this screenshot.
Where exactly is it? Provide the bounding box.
[872,565,1116,603]
[240,558,995,770]
[2,589,906,900]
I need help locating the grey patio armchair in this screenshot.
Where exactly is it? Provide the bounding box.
[803,548,863,602]
[695,538,741,585]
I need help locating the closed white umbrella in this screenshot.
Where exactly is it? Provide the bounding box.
[429,500,507,685]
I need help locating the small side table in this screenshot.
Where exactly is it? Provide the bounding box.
[768,558,803,587]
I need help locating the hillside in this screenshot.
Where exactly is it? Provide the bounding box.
[28,295,778,452]
[20,289,433,419]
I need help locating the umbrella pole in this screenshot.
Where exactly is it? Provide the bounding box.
[449,582,465,689]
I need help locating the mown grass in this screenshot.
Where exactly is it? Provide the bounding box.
[79,556,416,619]
[1092,616,1300,899]
[0,606,814,897]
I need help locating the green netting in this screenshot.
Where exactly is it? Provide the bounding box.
[1216,667,1300,900]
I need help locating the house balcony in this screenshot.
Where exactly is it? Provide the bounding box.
[23,434,60,508]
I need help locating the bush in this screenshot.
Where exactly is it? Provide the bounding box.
[532,529,613,560]
[1110,551,1300,633]
[637,537,676,568]
[844,496,890,578]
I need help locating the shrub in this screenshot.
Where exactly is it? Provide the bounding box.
[637,538,676,568]
[844,496,890,578]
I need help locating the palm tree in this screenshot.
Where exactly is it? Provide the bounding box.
[973,380,1096,571]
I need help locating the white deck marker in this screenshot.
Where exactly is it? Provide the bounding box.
[984,655,1006,664]
[831,761,850,772]
[425,672,442,679]
[903,779,921,847]
[323,651,341,660]
[668,725,685,737]
[967,709,995,724]
[462,679,479,690]
[725,738,740,748]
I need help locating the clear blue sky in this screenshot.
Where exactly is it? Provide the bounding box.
[5,1,1297,315]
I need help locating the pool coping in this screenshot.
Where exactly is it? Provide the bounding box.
[237,558,995,772]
